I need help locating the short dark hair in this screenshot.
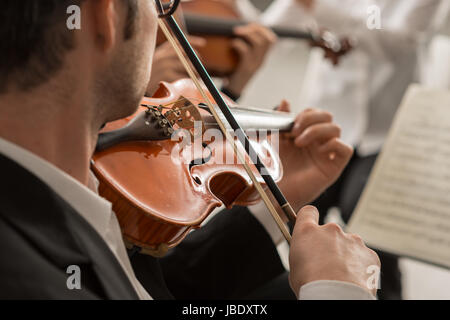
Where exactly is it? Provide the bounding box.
[0,0,138,93]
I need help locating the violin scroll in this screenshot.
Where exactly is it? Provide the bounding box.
[310,30,355,65]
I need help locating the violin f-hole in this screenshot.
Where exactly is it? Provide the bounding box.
[189,142,212,170]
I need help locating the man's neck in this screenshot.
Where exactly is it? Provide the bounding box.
[0,89,98,186]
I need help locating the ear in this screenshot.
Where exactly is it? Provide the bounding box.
[92,0,117,52]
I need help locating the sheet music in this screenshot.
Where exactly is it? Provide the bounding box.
[347,85,450,268]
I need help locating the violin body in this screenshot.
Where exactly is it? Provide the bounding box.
[91,79,284,256]
[181,0,241,76]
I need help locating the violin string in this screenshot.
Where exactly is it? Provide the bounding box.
[145,96,291,118]
[142,97,188,109]
[157,19,292,244]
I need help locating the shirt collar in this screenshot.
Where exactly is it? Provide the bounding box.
[0,137,112,239]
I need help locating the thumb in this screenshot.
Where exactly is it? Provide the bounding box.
[295,205,319,227]
[276,99,291,113]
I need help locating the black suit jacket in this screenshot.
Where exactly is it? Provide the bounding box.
[132,204,287,300]
[0,153,286,299]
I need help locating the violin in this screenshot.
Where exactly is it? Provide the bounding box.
[181,0,353,76]
[92,79,296,257]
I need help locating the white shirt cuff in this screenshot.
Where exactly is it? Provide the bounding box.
[299,280,376,300]
[248,204,376,301]
[248,201,286,245]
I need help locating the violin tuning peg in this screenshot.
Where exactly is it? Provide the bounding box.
[158,119,169,128]
[145,111,158,123]
[164,127,174,137]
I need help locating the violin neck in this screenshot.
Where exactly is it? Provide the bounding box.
[205,105,295,132]
[185,13,314,41]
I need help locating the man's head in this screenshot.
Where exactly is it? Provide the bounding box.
[0,0,158,125]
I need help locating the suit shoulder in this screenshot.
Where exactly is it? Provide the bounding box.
[0,216,98,299]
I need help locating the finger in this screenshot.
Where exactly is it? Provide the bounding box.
[260,25,278,44]
[234,23,275,39]
[318,138,354,162]
[291,109,333,138]
[234,24,270,49]
[348,233,365,244]
[295,205,320,227]
[242,28,265,49]
[233,23,257,37]
[295,123,341,147]
[249,24,277,47]
[276,100,291,113]
[231,38,251,61]
[187,36,207,49]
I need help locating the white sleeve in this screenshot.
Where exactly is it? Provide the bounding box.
[262,0,447,62]
[299,280,376,300]
[248,201,286,246]
[312,0,447,61]
[248,204,377,301]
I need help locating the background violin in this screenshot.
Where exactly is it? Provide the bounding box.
[92,79,296,257]
[180,0,353,76]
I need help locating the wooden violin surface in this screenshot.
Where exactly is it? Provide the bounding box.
[92,79,283,256]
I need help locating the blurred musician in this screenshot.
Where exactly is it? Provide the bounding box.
[255,0,450,299]
[146,2,276,101]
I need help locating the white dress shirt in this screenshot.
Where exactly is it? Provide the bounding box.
[0,136,374,300]
[245,0,449,155]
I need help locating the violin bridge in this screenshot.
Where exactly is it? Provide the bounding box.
[164,96,205,141]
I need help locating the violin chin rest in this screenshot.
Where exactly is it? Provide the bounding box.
[96,110,173,152]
